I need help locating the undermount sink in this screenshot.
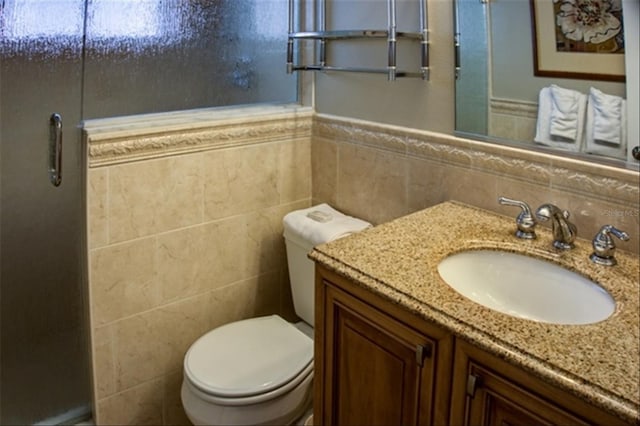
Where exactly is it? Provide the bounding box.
[437,250,615,325]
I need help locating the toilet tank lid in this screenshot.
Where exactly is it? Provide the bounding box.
[283,203,371,247]
[184,315,313,398]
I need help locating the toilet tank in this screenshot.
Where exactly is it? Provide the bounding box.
[282,204,371,327]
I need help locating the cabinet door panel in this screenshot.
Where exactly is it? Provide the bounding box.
[467,363,587,426]
[323,283,433,426]
[334,307,418,425]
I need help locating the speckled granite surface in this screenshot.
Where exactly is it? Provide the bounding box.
[309,201,640,423]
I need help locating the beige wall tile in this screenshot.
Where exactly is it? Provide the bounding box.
[336,143,408,225]
[93,325,116,399]
[443,166,498,213]
[203,144,280,220]
[113,294,211,392]
[90,237,159,326]
[156,217,247,304]
[97,379,163,426]
[566,195,639,255]
[407,157,448,212]
[209,273,281,330]
[279,139,311,203]
[108,155,204,243]
[88,168,109,249]
[157,295,213,376]
[163,371,191,426]
[113,310,165,391]
[311,137,338,206]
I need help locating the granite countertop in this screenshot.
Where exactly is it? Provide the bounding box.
[309,201,639,423]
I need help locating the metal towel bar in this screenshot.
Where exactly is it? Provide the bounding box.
[287,0,429,81]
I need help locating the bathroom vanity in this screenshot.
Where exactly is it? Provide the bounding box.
[310,202,639,425]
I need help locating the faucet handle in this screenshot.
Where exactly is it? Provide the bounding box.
[590,225,630,266]
[498,196,537,239]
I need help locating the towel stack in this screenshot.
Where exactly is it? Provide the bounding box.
[282,204,371,247]
[585,87,627,159]
[534,85,587,152]
[534,85,626,160]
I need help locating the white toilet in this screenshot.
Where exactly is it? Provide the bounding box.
[181,204,371,425]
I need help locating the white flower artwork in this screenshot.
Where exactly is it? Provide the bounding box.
[554,0,623,45]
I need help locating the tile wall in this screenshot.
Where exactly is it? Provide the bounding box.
[85,107,638,425]
[85,107,313,424]
[312,114,639,254]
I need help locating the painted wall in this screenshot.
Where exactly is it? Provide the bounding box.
[314,0,455,133]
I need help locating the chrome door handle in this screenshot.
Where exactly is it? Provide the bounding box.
[49,113,63,186]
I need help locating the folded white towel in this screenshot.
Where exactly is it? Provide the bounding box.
[585,88,626,159]
[283,204,372,247]
[590,87,623,145]
[549,84,581,140]
[535,86,587,152]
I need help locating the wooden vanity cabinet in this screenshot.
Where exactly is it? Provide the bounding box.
[450,339,628,426]
[314,266,454,426]
[314,265,633,426]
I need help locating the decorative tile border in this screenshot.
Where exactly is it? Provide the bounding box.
[490,97,538,119]
[83,107,638,206]
[315,114,639,206]
[85,106,314,167]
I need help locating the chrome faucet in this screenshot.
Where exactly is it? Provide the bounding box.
[498,196,537,239]
[590,225,630,266]
[535,204,577,250]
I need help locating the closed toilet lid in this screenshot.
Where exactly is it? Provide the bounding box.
[184,315,313,398]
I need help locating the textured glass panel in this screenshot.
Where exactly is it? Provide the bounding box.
[1,1,91,424]
[83,0,296,119]
[455,0,488,135]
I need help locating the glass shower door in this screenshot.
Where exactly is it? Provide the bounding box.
[0,1,91,424]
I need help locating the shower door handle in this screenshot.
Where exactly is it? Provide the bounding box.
[49,113,63,186]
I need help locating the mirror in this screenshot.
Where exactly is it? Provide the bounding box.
[454,0,638,169]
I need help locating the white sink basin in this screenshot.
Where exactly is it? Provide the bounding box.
[437,250,615,325]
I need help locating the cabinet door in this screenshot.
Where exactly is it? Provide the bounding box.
[321,282,436,426]
[462,362,588,426]
[451,339,628,426]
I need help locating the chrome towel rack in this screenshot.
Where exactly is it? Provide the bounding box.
[287,0,430,81]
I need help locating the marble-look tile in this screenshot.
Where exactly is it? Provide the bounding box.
[515,115,537,143]
[311,137,338,206]
[565,194,639,255]
[156,217,246,304]
[97,379,163,426]
[108,155,204,244]
[444,166,498,213]
[113,294,210,391]
[113,310,165,391]
[90,237,158,326]
[163,371,191,426]
[203,143,280,220]
[88,168,108,249]
[337,142,408,225]
[156,295,213,375]
[93,324,116,399]
[407,157,448,212]
[279,139,312,204]
[209,273,281,330]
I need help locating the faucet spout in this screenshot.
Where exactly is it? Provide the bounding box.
[535,204,577,250]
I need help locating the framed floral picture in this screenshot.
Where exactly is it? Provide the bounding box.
[530,0,625,82]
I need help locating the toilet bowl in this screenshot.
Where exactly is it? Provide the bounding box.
[181,204,371,425]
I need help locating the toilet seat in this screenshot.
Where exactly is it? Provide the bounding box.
[184,315,313,405]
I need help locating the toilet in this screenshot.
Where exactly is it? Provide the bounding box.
[181,204,371,425]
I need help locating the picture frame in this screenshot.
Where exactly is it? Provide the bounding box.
[529,0,625,82]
